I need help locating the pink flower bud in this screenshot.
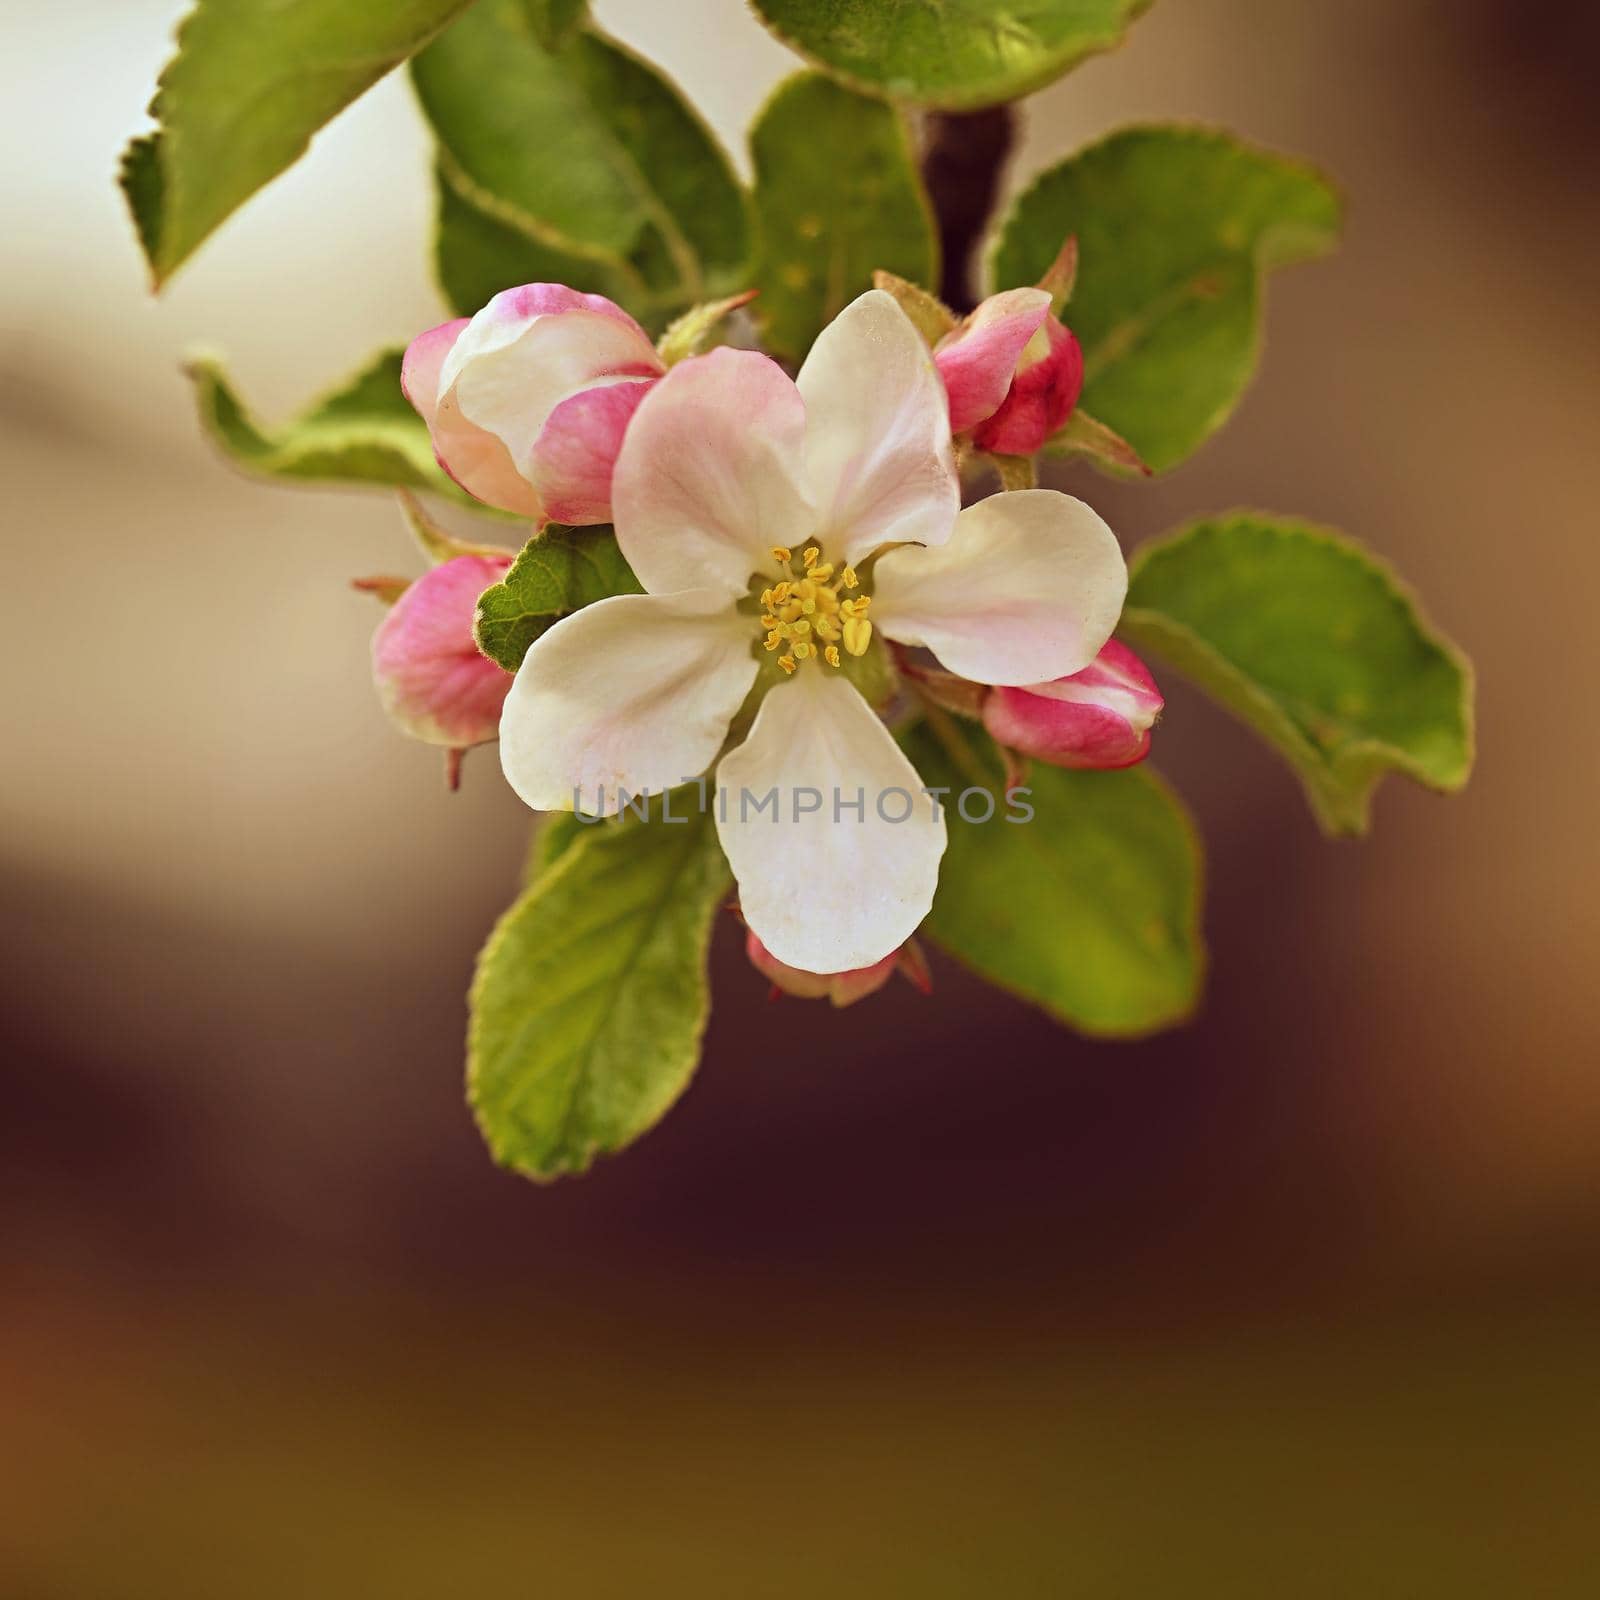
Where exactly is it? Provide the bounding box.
[981,639,1162,771]
[372,554,513,750]
[969,313,1084,457]
[745,930,933,1009]
[932,288,1051,435]
[401,284,665,524]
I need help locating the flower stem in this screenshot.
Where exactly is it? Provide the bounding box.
[917,694,996,794]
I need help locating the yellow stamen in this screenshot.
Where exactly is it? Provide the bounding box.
[760,613,779,629]
[770,546,792,565]
[792,640,814,660]
[840,565,859,590]
[842,616,873,657]
[814,615,841,642]
[763,632,782,651]
[772,581,792,604]
[779,600,804,623]
[808,564,834,583]
[802,546,820,569]
[778,654,797,674]
[789,619,812,637]
[824,644,841,668]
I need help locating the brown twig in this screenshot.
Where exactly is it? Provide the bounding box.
[919,107,1017,312]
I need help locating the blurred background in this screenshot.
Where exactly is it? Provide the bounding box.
[3,0,1597,1592]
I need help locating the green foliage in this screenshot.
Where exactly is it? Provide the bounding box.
[474,526,643,672]
[413,2,748,323]
[122,0,473,287]
[433,163,640,321]
[991,126,1342,472]
[907,722,1203,1036]
[520,0,589,51]
[1122,513,1474,834]
[469,802,730,1178]
[186,349,475,502]
[750,0,1153,110]
[749,73,938,363]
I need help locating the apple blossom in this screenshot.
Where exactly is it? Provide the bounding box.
[497,289,1128,973]
[745,930,933,1007]
[982,638,1162,770]
[401,284,665,525]
[372,553,513,751]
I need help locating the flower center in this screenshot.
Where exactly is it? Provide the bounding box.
[757,545,873,675]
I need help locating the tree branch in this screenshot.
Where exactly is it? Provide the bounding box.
[920,108,1017,312]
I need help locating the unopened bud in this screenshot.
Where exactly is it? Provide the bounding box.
[981,640,1162,770]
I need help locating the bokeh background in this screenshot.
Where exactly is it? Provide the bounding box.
[4,0,1597,1592]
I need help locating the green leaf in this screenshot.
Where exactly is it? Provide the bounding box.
[186,348,478,503]
[1121,513,1475,835]
[750,0,1153,110]
[473,525,643,672]
[433,162,641,321]
[121,0,474,287]
[991,126,1342,473]
[520,0,588,51]
[750,73,938,363]
[906,720,1203,1037]
[412,2,748,315]
[469,801,731,1179]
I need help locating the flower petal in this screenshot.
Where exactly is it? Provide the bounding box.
[744,929,901,1007]
[499,590,756,816]
[971,316,1084,457]
[872,489,1127,686]
[610,347,816,596]
[715,671,946,972]
[442,290,662,477]
[372,554,514,747]
[932,287,1051,434]
[982,639,1163,770]
[528,376,657,526]
[796,289,959,564]
[402,320,543,517]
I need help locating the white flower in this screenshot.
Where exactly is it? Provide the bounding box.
[499,290,1127,972]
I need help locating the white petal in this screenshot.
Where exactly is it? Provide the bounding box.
[872,489,1127,687]
[447,305,661,475]
[715,671,946,972]
[610,347,817,597]
[797,289,959,565]
[499,591,756,815]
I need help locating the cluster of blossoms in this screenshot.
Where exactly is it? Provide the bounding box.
[370,268,1162,1004]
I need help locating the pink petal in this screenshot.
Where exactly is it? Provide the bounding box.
[529,376,657,526]
[399,319,468,430]
[981,639,1162,770]
[932,288,1051,434]
[611,347,815,597]
[372,554,513,748]
[971,316,1085,457]
[402,319,543,519]
[744,930,901,1008]
[477,283,656,348]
